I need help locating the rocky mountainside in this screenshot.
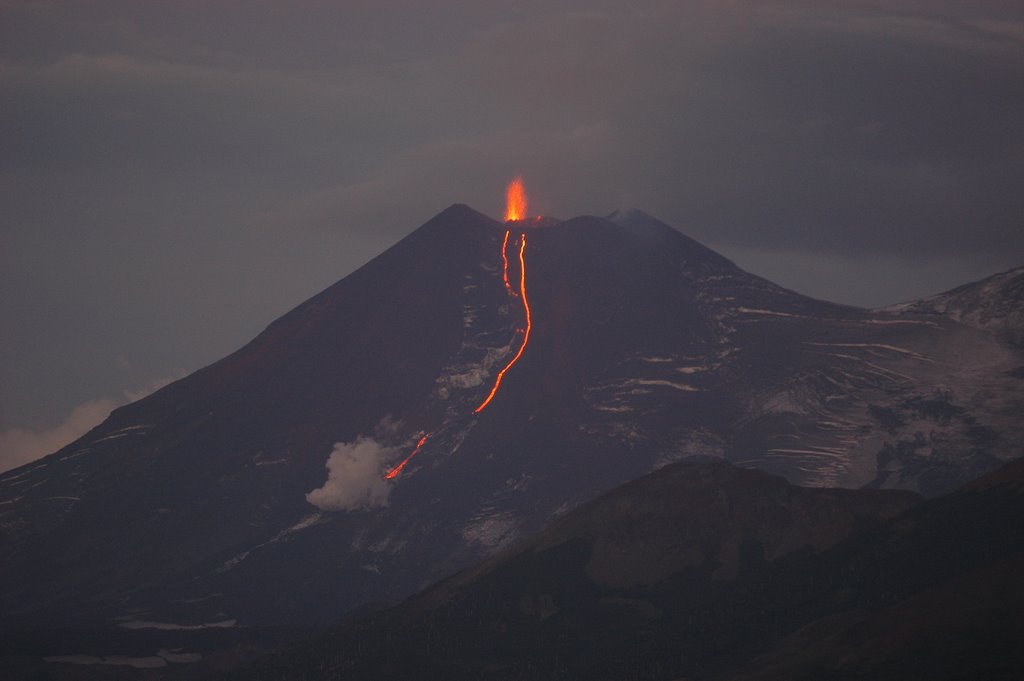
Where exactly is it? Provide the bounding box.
[237,458,1024,681]
[883,265,1024,348]
[0,205,1021,678]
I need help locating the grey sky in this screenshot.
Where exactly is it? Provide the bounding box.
[1,1,1022,469]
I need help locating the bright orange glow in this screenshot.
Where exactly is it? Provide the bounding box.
[505,177,528,221]
[501,229,517,296]
[385,184,535,481]
[474,233,532,414]
[384,434,429,480]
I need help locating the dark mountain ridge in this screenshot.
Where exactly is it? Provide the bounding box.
[883,265,1024,347]
[238,457,1024,681]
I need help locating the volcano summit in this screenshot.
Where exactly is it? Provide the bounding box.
[1,203,1021,673]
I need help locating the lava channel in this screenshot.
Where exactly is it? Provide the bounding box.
[384,180,534,479]
[384,433,429,480]
[474,232,532,414]
[501,229,517,296]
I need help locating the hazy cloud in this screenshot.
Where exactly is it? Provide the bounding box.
[306,437,397,512]
[0,375,179,474]
[0,398,116,474]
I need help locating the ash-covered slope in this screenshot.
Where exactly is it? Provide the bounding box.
[0,204,1021,651]
[235,458,1024,681]
[883,265,1024,347]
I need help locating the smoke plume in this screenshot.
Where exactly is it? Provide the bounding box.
[306,437,397,511]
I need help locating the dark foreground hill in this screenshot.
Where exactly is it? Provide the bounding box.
[238,458,1024,681]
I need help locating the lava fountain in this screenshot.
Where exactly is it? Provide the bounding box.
[475,177,534,412]
[505,176,527,221]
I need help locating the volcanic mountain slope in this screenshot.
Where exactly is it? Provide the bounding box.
[0,204,1021,647]
[883,265,1024,348]
[233,458,1024,681]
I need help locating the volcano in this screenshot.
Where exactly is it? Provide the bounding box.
[1,204,1021,662]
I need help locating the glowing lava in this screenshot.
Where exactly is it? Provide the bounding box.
[384,180,535,479]
[474,232,532,414]
[501,229,517,296]
[505,177,528,221]
[384,433,429,480]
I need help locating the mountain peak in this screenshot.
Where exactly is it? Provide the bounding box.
[434,202,496,223]
[606,207,656,222]
[605,207,737,270]
[412,203,501,239]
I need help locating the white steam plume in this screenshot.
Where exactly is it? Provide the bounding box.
[306,437,397,512]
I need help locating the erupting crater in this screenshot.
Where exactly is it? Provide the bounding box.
[384,177,539,480]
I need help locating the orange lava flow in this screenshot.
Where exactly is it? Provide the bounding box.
[384,434,429,480]
[505,177,527,221]
[385,181,533,480]
[501,229,517,296]
[474,233,532,414]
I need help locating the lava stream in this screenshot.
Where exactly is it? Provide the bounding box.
[385,180,533,479]
[384,434,429,480]
[474,233,532,414]
[501,229,516,296]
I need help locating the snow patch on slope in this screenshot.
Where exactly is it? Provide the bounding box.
[462,510,519,551]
